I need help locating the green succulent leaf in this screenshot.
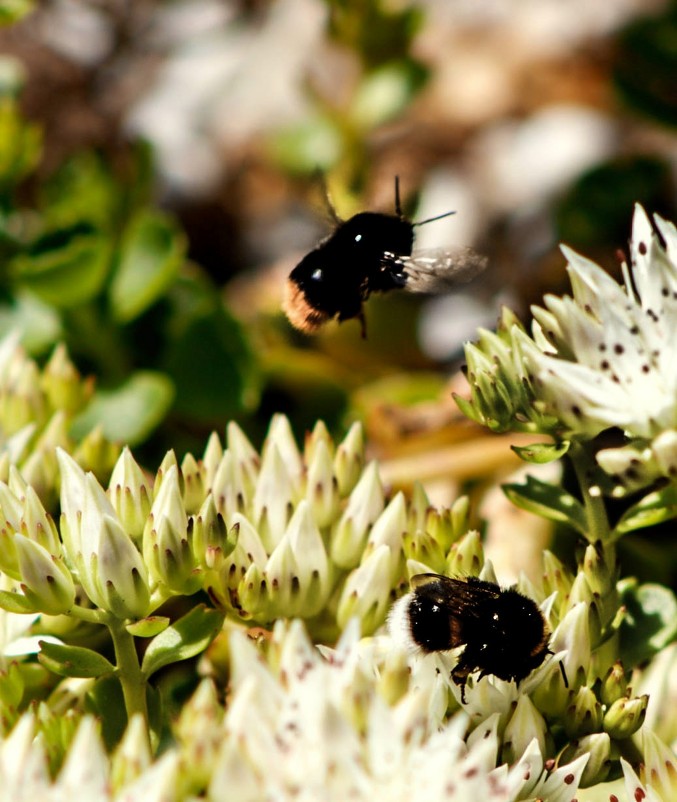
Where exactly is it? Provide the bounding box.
[70,370,174,446]
[0,589,39,613]
[618,580,677,666]
[512,440,570,464]
[38,640,116,678]
[613,485,677,537]
[503,475,587,534]
[141,604,225,678]
[13,227,112,308]
[109,211,185,323]
[125,616,171,637]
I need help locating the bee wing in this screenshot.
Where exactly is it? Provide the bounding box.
[399,247,487,294]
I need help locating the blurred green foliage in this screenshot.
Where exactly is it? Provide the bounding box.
[0,98,258,456]
[269,0,427,183]
[0,0,32,25]
[555,155,674,250]
[614,4,677,128]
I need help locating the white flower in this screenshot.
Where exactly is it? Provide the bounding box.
[517,205,677,485]
[522,206,677,439]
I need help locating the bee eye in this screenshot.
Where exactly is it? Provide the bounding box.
[354,233,362,242]
[311,268,323,281]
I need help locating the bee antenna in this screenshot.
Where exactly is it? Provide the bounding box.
[558,659,569,688]
[413,210,457,227]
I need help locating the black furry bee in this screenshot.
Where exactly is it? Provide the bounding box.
[389,574,560,703]
[283,178,487,337]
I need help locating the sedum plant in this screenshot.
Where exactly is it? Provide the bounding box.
[0,205,677,799]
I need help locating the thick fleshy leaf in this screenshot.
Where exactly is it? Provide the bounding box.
[619,581,677,666]
[503,475,587,535]
[14,227,112,308]
[0,589,39,613]
[38,640,116,678]
[109,211,185,323]
[125,616,171,637]
[512,440,570,464]
[70,371,174,446]
[613,485,677,536]
[141,605,225,678]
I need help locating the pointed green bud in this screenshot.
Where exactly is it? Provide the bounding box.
[446,529,484,577]
[337,544,393,634]
[402,528,446,574]
[559,732,611,787]
[56,448,87,570]
[253,443,295,551]
[264,414,303,490]
[542,550,574,604]
[93,514,151,619]
[202,432,223,490]
[600,662,628,707]
[153,450,180,498]
[174,680,222,789]
[334,421,365,496]
[41,344,91,415]
[20,485,60,555]
[0,526,19,578]
[331,462,384,569]
[266,500,330,618]
[502,694,548,765]
[192,494,233,572]
[304,419,333,466]
[225,421,260,498]
[143,465,196,595]
[237,563,268,620]
[221,514,267,591]
[111,713,151,791]
[19,448,58,509]
[305,439,339,527]
[603,694,648,739]
[553,602,592,688]
[108,447,152,542]
[363,493,406,583]
[564,685,603,738]
[72,424,120,478]
[408,482,431,531]
[180,452,205,515]
[15,534,75,615]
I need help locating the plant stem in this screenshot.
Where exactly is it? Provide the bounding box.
[569,441,610,542]
[107,616,149,737]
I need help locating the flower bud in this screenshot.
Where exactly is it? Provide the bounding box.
[446,530,484,577]
[191,494,234,572]
[337,544,393,634]
[15,534,75,615]
[559,732,611,787]
[603,694,648,739]
[502,694,548,764]
[564,685,603,738]
[180,452,205,515]
[331,462,384,570]
[253,444,294,551]
[363,493,406,583]
[20,485,60,555]
[600,662,628,707]
[41,344,90,415]
[304,439,339,527]
[334,422,365,496]
[202,432,223,490]
[108,447,152,542]
[93,514,151,619]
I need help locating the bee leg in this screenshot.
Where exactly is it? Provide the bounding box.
[451,661,472,704]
